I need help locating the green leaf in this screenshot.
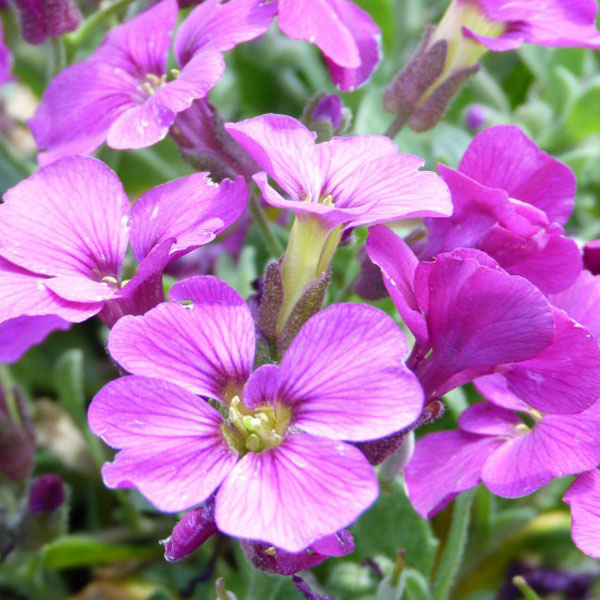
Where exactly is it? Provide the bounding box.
[54,349,86,430]
[353,479,439,577]
[565,81,600,140]
[42,535,160,569]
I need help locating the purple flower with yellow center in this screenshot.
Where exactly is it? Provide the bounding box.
[0,156,247,338]
[367,225,600,414]
[30,0,276,165]
[418,125,581,294]
[226,113,452,331]
[88,276,424,551]
[405,398,600,518]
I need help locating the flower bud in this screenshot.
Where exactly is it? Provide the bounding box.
[0,387,35,482]
[379,431,415,483]
[242,530,354,575]
[256,262,284,343]
[301,94,351,142]
[18,474,67,551]
[584,241,600,275]
[13,0,82,45]
[293,575,338,600]
[464,103,488,132]
[354,247,387,302]
[161,497,217,562]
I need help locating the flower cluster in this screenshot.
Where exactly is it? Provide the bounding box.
[3,0,600,597]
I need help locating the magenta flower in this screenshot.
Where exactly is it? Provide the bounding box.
[448,0,600,52]
[276,0,381,91]
[405,398,600,518]
[367,225,600,414]
[13,0,81,45]
[418,125,581,294]
[88,276,424,551]
[227,113,452,232]
[0,156,247,330]
[30,0,276,164]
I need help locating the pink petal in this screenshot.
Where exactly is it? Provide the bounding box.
[550,270,600,341]
[0,315,70,363]
[500,308,600,415]
[278,0,361,69]
[276,303,423,441]
[0,157,129,283]
[0,258,102,323]
[405,430,502,518]
[89,376,236,512]
[564,470,600,559]
[481,403,600,498]
[108,276,255,400]
[107,51,225,150]
[215,434,378,551]
[129,172,247,262]
[174,0,276,66]
[458,125,576,225]
[320,0,381,91]
[474,373,530,413]
[366,225,429,346]
[30,60,138,165]
[95,0,177,77]
[458,401,521,437]
[225,114,323,201]
[415,251,555,398]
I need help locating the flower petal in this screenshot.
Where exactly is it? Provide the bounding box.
[481,403,600,498]
[129,172,247,262]
[108,276,255,400]
[0,315,70,363]
[215,434,377,552]
[458,125,576,225]
[0,157,129,283]
[564,470,600,559]
[404,430,502,518]
[89,376,236,512]
[276,303,423,441]
[174,0,276,66]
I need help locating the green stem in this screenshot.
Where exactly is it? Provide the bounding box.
[47,37,67,79]
[65,0,139,49]
[512,576,543,600]
[384,108,411,139]
[431,489,476,600]
[249,193,284,258]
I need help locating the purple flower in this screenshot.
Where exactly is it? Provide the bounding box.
[242,530,354,575]
[445,0,600,53]
[405,398,600,518]
[277,0,381,91]
[0,156,247,331]
[30,0,276,164]
[367,225,600,414]
[13,0,81,45]
[226,113,451,330]
[88,276,424,551]
[418,125,581,294]
[226,113,452,232]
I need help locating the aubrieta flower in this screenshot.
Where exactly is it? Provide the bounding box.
[416,125,581,294]
[404,398,600,518]
[88,276,424,551]
[12,0,81,45]
[30,0,276,164]
[366,225,600,414]
[0,156,247,338]
[226,113,452,328]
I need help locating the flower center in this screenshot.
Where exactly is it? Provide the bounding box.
[222,396,291,454]
[141,69,180,97]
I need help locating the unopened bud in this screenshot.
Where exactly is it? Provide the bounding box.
[464,104,488,132]
[584,240,600,275]
[354,247,387,301]
[302,94,351,142]
[379,432,415,483]
[18,474,67,551]
[14,0,81,45]
[161,497,217,562]
[256,262,284,342]
[216,578,238,600]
